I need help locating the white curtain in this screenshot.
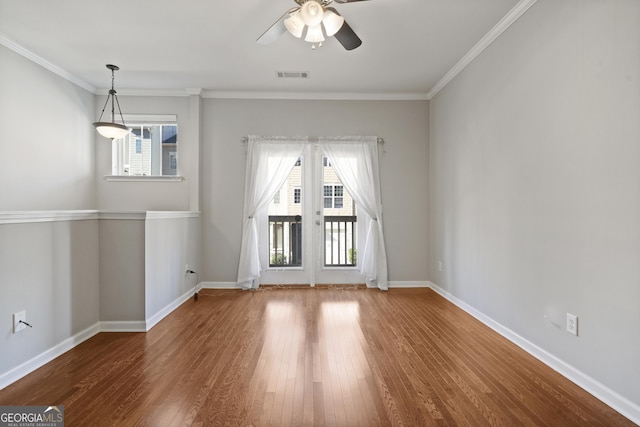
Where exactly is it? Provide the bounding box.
[319,136,388,290]
[236,136,306,289]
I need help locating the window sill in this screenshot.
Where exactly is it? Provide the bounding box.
[104,175,184,182]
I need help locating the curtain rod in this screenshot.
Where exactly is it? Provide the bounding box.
[240,136,384,144]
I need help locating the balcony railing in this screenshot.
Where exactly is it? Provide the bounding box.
[324,216,356,267]
[268,215,357,268]
[269,215,302,267]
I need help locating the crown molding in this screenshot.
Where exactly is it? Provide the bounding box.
[0,32,96,94]
[96,89,430,100]
[426,0,538,100]
[94,88,192,97]
[201,91,430,101]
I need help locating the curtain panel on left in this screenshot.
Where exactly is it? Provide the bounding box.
[236,136,307,289]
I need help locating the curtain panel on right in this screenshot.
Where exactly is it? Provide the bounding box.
[319,136,388,290]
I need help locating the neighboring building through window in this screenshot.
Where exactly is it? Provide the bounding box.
[324,185,343,208]
[294,188,301,204]
[111,115,178,176]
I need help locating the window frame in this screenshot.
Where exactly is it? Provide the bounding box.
[105,114,183,182]
[323,184,343,208]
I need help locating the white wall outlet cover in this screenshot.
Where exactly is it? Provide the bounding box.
[13,311,26,333]
[566,313,578,336]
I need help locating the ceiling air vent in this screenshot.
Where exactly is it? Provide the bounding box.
[276,71,310,79]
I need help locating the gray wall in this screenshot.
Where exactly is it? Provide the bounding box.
[145,214,200,321]
[0,219,100,377]
[95,95,200,211]
[99,214,201,325]
[430,0,640,406]
[0,47,202,384]
[0,45,95,210]
[99,219,146,322]
[201,99,430,284]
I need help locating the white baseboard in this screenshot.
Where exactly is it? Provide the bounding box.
[202,281,431,289]
[1,288,198,390]
[427,282,640,425]
[0,323,100,390]
[200,281,242,289]
[145,288,195,331]
[99,321,147,332]
[388,281,430,288]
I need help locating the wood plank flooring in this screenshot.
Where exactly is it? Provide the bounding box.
[0,288,635,426]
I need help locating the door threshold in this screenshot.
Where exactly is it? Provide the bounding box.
[258,283,367,290]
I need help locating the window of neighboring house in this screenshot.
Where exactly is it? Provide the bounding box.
[334,185,344,208]
[294,188,301,204]
[324,185,333,208]
[324,185,344,208]
[110,114,178,177]
[295,157,301,167]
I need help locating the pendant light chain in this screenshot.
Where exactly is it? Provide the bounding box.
[92,64,130,140]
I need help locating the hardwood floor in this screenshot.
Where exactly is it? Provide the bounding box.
[0,288,634,426]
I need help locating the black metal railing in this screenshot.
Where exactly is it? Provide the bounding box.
[269,215,302,267]
[268,215,357,267]
[324,216,356,267]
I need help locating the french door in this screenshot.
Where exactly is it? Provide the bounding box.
[259,145,364,286]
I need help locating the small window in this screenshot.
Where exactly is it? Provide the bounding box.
[323,185,333,208]
[294,188,301,204]
[295,157,301,167]
[323,185,344,208]
[111,115,178,177]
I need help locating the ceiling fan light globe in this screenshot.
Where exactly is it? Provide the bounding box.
[93,122,130,140]
[300,1,324,27]
[284,11,305,38]
[304,24,325,43]
[322,9,344,36]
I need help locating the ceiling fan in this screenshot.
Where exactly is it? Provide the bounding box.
[257,0,368,50]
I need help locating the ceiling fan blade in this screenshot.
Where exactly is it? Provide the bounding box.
[326,7,362,50]
[333,0,370,3]
[256,8,298,45]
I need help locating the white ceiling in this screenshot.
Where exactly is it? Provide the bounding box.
[0,0,529,98]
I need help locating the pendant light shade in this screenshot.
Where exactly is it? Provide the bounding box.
[322,9,344,37]
[299,1,324,26]
[93,122,129,139]
[304,24,325,43]
[93,64,129,140]
[284,10,305,38]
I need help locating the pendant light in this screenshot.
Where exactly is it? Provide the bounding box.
[93,64,129,140]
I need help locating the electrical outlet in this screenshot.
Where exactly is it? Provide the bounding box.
[13,311,26,333]
[566,313,578,336]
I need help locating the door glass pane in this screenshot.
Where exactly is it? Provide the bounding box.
[322,157,357,266]
[268,157,303,267]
